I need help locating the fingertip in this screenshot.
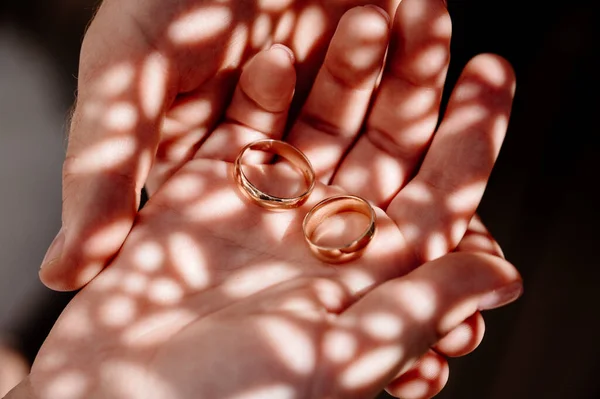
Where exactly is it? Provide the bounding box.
[239,44,297,113]
[39,216,135,291]
[363,5,391,26]
[464,53,517,94]
[386,350,449,399]
[269,43,295,64]
[434,312,485,357]
[39,257,103,292]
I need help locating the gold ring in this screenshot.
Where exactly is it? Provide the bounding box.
[234,139,315,210]
[303,195,376,263]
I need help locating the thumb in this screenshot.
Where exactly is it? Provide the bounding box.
[326,252,522,398]
[38,2,175,291]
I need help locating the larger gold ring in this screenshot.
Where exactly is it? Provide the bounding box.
[303,195,376,263]
[234,139,315,210]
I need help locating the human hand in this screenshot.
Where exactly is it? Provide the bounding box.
[39,0,407,290]
[27,3,520,399]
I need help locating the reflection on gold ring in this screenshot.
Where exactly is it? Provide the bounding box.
[234,139,315,210]
[303,195,376,263]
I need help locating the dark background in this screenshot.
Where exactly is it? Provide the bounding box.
[1,0,598,398]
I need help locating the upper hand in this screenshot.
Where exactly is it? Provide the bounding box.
[30,3,520,399]
[39,0,405,290]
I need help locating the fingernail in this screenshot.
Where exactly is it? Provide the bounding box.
[41,228,65,269]
[364,5,390,25]
[478,282,523,310]
[269,44,295,64]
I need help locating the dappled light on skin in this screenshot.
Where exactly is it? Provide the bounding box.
[86,268,126,292]
[180,185,245,222]
[430,10,452,37]
[259,0,295,13]
[26,4,522,398]
[408,43,449,85]
[132,241,165,273]
[121,272,150,296]
[323,329,358,364]
[386,88,439,123]
[418,355,443,380]
[441,102,490,133]
[302,278,348,313]
[148,277,185,305]
[260,209,300,241]
[100,360,175,399]
[435,318,480,356]
[329,10,390,77]
[227,384,295,399]
[221,262,302,298]
[104,102,139,131]
[169,233,211,290]
[361,312,405,340]
[471,55,514,89]
[277,297,324,319]
[339,345,404,390]
[167,6,233,45]
[394,281,437,322]
[258,316,316,375]
[293,5,328,62]
[422,231,449,261]
[445,181,487,213]
[83,220,134,258]
[393,379,429,399]
[69,135,137,173]
[121,309,198,348]
[393,181,434,205]
[199,126,267,161]
[337,267,378,296]
[334,162,371,192]
[140,52,170,120]
[41,370,89,399]
[93,63,136,98]
[163,98,214,140]
[251,14,272,48]
[220,23,250,70]
[273,11,296,43]
[51,304,94,340]
[34,350,67,373]
[99,295,138,328]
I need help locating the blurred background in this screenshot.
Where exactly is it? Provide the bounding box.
[0,0,598,398]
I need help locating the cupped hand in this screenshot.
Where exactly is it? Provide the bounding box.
[39,0,406,289]
[28,3,521,399]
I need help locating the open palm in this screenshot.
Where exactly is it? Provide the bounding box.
[28,4,520,399]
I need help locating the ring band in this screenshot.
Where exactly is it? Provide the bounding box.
[234,139,316,210]
[303,195,376,263]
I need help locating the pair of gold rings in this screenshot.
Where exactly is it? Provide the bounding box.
[234,139,376,263]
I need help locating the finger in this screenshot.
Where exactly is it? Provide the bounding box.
[146,73,236,195]
[333,0,451,206]
[39,2,178,291]
[387,54,516,263]
[327,252,522,398]
[195,44,297,162]
[385,350,449,399]
[457,214,505,258]
[286,5,390,181]
[433,312,485,357]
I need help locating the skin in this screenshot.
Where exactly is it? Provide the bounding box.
[23,1,520,398]
[9,4,521,398]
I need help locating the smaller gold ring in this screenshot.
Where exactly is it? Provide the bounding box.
[234,139,316,210]
[303,195,376,263]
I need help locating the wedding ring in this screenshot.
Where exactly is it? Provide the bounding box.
[234,139,315,210]
[303,195,376,263]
